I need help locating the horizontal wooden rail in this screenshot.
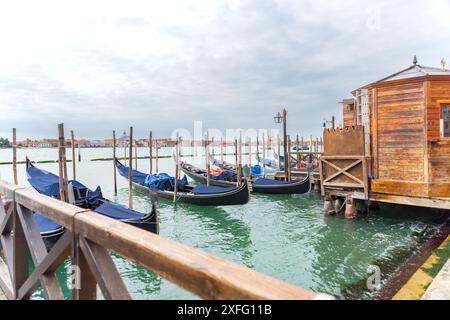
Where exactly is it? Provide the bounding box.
[0,180,327,300]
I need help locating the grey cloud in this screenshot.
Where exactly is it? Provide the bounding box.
[0,0,447,140]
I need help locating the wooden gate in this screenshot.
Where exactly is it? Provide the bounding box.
[320,127,369,199]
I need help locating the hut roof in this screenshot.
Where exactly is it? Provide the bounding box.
[352,63,450,93]
[375,64,450,83]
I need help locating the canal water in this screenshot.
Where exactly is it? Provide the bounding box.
[0,147,445,299]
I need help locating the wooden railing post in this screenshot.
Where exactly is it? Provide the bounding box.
[71,236,97,300]
[12,202,28,299]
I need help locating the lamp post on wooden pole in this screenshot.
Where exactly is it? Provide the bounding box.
[12,128,17,185]
[113,130,117,196]
[282,109,288,181]
[128,127,133,209]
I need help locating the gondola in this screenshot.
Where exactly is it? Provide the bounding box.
[26,158,159,249]
[211,155,236,171]
[181,161,310,195]
[209,153,275,177]
[251,176,310,194]
[115,159,249,206]
[255,155,280,169]
[274,151,298,167]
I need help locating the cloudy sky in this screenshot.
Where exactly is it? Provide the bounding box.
[0,0,448,140]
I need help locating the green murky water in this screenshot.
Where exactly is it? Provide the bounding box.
[0,147,445,299]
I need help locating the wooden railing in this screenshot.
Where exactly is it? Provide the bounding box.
[0,180,324,300]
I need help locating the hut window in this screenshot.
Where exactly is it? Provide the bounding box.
[441,104,450,138]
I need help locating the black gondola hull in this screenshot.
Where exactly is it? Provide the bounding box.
[182,161,310,195]
[251,176,311,194]
[132,180,250,206]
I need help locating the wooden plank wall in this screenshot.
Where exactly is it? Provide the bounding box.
[375,81,425,180]
[428,81,450,197]
[371,81,428,197]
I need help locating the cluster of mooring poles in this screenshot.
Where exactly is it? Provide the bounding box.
[8,118,325,210]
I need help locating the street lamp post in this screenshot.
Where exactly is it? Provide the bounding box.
[274,108,289,181]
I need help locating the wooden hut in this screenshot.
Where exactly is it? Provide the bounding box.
[321,58,450,216]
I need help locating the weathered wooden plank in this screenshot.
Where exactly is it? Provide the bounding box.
[371,179,428,197]
[13,206,28,299]
[16,205,64,300]
[74,212,318,300]
[72,237,97,300]
[18,232,71,299]
[0,255,13,300]
[79,237,131,300]
[366,192,450,210]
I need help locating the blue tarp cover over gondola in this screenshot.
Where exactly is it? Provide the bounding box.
[191,185,239,195]
[116,160,188,191]
[27,166,87,197]
[35,212,62,233]
[94,202,144,221]
[26,163,102,204]
[115,160,148,185]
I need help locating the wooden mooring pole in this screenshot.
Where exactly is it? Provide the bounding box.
[238,132,242,186]
[173,132,180,204]
[149,131,153,174]
[113,130,117,196]
[70,130,76,180]
[287,135,292,181]
[220,137,224,164]
[57,123,67,202]
[155,139,159,173]
[12,128,17,185]
[134,140,138,170]
[205,133,210,187]
[78,142,81,162]
[128,126,133,209]
[248,137,252,168]
[262,132,266,178]
[256,135,260,160]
